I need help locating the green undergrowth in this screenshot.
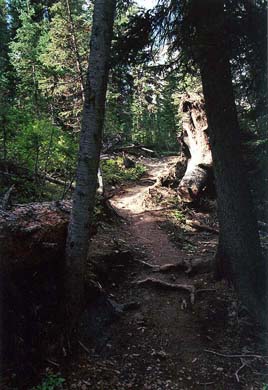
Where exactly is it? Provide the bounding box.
[0,177,67,204]
[0,156,146,205]
[101,157,146,185]
[31,373,65,390]
[159,208,196,252]
[171,209,186,224]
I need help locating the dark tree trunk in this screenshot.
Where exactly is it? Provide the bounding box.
[191,0,267,324]
[177,93,213,202]
[64,0,117,337]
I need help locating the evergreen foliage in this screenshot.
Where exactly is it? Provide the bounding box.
[101,157,146,185]
[2,0,181,203]
[1,0,267,208]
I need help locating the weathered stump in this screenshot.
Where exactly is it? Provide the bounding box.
[177,93,213,202]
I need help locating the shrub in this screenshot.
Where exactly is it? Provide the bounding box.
[101,157,146,185]
[32,373,65,390]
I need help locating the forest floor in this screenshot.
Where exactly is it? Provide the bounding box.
[4,157,268,390]
[62,156,267,390]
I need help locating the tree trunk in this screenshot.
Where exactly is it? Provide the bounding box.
[191,0,267,324]
[177,93,213,202]
[63,0,117,338]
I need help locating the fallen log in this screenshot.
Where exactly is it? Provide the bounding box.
[113,144,157,157]
[0,201,71,273]
[0,195,117,273]
[177,93,213,202]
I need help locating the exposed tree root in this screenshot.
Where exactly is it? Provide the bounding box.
[204,349,268,383]
[135,259,189,273]
[154,261,191,273]
[132,277,196,304]
[135,259,160,269]
[204,349,268,359]
[135,257,212,275]
[185,219,219,234]
[234,359,247,383]
[132,277,216,306]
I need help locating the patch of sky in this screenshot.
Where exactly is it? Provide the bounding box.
[135,0,158,10]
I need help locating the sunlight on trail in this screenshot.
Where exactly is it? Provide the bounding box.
[110,156,178,216]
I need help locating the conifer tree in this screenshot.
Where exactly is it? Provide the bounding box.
[0,0,11,159]
[38,0,91,131]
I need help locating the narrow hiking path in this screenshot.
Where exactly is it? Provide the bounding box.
[110,156,187,267]
[65,157,264,390]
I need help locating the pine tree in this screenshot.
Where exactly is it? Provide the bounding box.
[190,0,267,325]
[9,2,42,110]
[38,0,91,132]
[0,0,11,159]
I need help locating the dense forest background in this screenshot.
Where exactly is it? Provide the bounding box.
[0,0,181,204]
[1,0,266,210]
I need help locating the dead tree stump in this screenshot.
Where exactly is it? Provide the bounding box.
[177,93,213,202]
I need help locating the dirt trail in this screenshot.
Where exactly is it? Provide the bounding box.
[69,157,263,390]
[4,158,266,390]
[110,157,177,215]
[110,157,183,266]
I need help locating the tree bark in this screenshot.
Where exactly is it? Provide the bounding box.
[178,93,213,202]
[63,0,117,338]
[191,0,267,324]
